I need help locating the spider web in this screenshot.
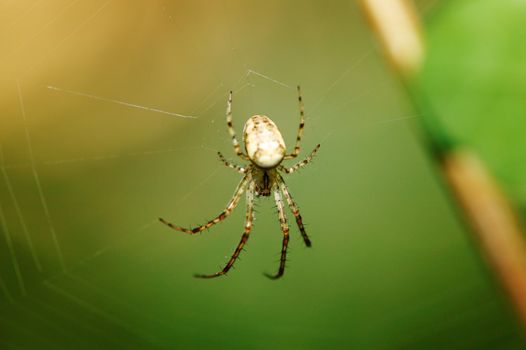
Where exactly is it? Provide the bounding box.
[0,1,523,349]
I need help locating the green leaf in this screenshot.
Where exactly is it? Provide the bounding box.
[419,0,526,207]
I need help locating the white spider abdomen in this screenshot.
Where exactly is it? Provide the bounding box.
[243,115,286,168]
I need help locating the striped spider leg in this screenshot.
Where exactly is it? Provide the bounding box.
[284,85,306,160]
[226,90,249,161]
[159,174,250,234]
[160,86,319,279]
[194,182,255,278]
[279,144,320,174]
[264,187,290,279]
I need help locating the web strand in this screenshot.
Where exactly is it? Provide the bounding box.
[0,198,26,296]
[312,48,374,111]
[17,80,66,272]
[5,0,45,32]
[0,276,14,304]
[2,0,81,63]
[246,69,294,89]
[43,281,138,334]
[23,0,112,77]
[0,144,42,271]
[46,85,197,119]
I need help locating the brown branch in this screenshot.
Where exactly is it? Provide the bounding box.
[443,149,526,325]
[360,0,424,77]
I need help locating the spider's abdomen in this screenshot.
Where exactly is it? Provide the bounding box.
[243,115,286,168]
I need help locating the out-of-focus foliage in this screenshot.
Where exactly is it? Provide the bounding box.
[420,0,526,207]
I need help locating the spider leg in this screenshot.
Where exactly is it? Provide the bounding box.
[264,188,290,279]
[217,151,247,174]
[159,174,249,234]
[284,85,305,160]
[226,91,249,160]
[279,144,320,174]
[194,183,255,278]
[277,174,312,247]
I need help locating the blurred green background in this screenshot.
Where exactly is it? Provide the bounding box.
[1,0,525,349]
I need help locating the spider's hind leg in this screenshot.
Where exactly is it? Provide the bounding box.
[264,188,290,280]
[194,183,255,278]
[277,174,312,247]
[159,174,249,234]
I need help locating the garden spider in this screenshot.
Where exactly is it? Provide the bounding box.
[159,86,320,279]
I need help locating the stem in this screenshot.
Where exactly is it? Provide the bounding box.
[360,0,423,77]
[443,150,526,325]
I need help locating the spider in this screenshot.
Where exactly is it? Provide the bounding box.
[159,86,320,279]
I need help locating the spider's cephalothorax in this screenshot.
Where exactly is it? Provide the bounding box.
[252,167,276,197]
[160,86,320,279]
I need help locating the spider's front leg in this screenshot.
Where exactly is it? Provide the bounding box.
[279,144,320,174]
[194,183,255,278]
[226,91,249,161]
[217,151,247,174]
[264,188,290,280]
[284,85,306,160]
[159,174,249,234]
